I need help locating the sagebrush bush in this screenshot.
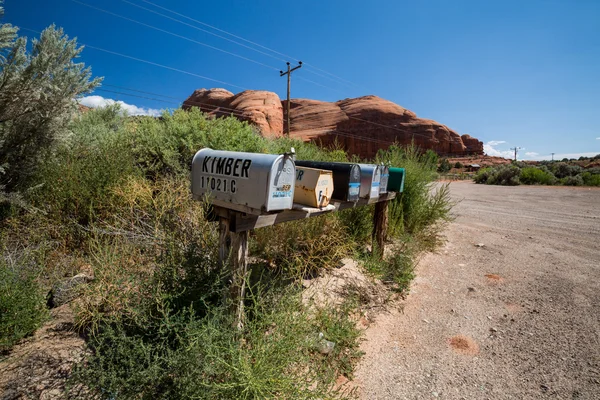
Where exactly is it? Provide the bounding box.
[476,163,599,187]
[563,174,584,186]
[0,252,48,352]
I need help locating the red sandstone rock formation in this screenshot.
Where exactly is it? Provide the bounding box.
[183,89,483,158]
[183,89,283,138]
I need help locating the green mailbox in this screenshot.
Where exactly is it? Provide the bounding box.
[387,167,406,193]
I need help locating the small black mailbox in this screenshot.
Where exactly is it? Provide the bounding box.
[294,160,361,202]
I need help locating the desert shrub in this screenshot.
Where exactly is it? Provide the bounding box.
[553,163,582,179]
[585,167,600,175]
[581,172,600,186]
[71,287,361,400]
[32,105,139,225]
[490,165,521,185]
[437,158,451,173]
[360,246,415,292]
[376,145,452,237]
[454,161,464,169]
[563,175,584,186]
[0,250,48,352]
[473,167,492,183]
[0,22,100,202]
[520,167,556,185]
[337,205,374,244]
[130,108,265,180]
[251,215,352,278]
[475,165,521,186]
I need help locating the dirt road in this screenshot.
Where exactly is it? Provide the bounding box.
[355,182,600,399]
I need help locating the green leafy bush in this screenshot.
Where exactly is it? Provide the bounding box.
[0,254,48,352]
[581,172,600,186]
[32,105,139,225]
[520,167,556,185]
[437,158,451,173]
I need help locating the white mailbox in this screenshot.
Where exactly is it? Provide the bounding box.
[357,164,382,199]
[192,148,295,213]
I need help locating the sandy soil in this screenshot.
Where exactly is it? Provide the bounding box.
[355,181,600,399]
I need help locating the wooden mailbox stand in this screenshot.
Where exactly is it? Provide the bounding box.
[211,192,397,328]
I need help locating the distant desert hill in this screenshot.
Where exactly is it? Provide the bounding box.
[182,88,484,159]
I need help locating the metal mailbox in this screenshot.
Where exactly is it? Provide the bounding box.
[294,160,361,202]
[294,167,334,208]
[379,165,390,194]
[356,164,382,199]
[192,148,295,212]
[387,167,406,193]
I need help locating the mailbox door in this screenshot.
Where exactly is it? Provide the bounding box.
[358,164,380,199]
[388,167,406,193]
[379,166,390,194]
[265,156,295,211]
[347,164,361,202]
[294,167,334,208]
[370,166,381,199]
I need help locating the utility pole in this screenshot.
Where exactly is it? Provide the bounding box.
[280,61,302,136]
[510,147,522,161]
[551,152,555,161]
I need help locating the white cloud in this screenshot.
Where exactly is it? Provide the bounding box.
[483,141,513,158]
[525,152,539,157]
[597,137,600,140]
[79,95,162,117]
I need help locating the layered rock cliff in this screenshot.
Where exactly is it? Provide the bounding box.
[183,89,483,158]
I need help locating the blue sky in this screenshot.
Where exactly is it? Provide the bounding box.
[4,0,600,160]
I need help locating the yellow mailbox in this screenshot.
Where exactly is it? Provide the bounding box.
[294,166,334,208]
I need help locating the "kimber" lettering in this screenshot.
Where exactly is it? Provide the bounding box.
[201,156,252,178]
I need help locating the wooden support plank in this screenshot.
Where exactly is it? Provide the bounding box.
[229,229,248,330]
[218,216,231,266]
[372,200,389,259]
[219,214,249,329]
[227,193,397,233]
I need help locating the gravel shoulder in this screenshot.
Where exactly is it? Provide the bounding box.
[355,181,600,400]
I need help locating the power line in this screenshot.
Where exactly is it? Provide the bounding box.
[134,0,361,89]
[21,27,250,90]
[102,84,182,100]
[72,0,350,94]
[84,44,250,90]
[71,0,280,71]
[119,0,288,64]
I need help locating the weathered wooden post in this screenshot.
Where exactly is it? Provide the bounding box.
[372,200,389,259]
[217,215,247,329]
[229,222,248,330]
